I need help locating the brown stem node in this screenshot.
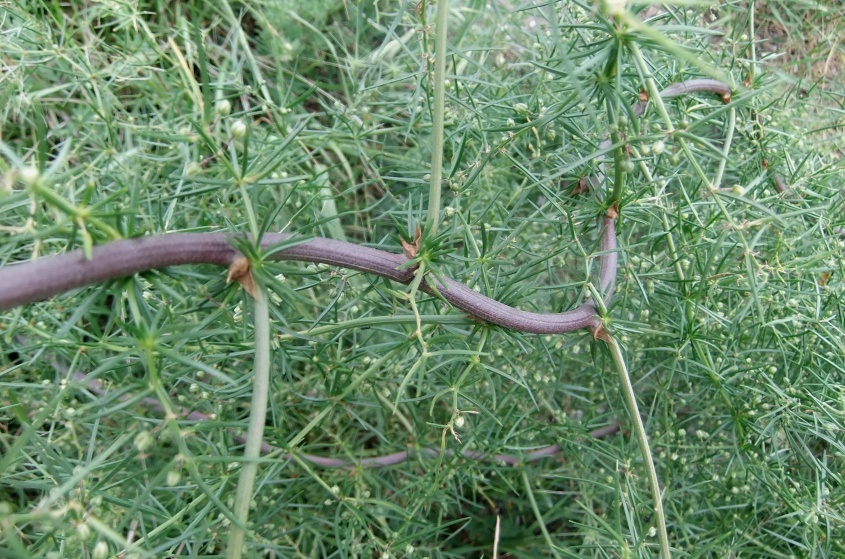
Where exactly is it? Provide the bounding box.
[227,257,257,298]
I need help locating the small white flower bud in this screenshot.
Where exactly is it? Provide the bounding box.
[93,541,109,559]
[215,99,232,116]
[231,119,248,138]
[133,430,153,452]
[19,166,40,187]
[651,140,665,155]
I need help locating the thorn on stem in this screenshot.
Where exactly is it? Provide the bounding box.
[227,257,257,298]
[591,323,611,342]
[401,224,422,259]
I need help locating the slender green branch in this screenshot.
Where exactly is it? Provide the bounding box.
[628,143,687,284]
[607,102,626,207]
[748,4,757,81]
[29,181,121,241]
[629,42,674,130]
[521,470,564,559]
[622,14,732,85]
[629,42,751,255]
[275,314,469,342]
[227,284,271,559]
[405,261,429,349]
[605,334,671,559]
[712,106,736,191]
[426,0,449,237]
[217,0,276,108]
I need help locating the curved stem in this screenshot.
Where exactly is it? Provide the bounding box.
[0,223,617,334]
[64,361,620,469]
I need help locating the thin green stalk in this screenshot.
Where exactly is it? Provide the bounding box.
[521,470,563,559]
[628,41,752,329]
[227,285,271,559]
[631,142,740,418]
[622,14,731,85]
[606,44,625,207]
[628,42,752,254]
[30,182,121,240]
[608,125,625,206]
[217,0,275,108]
[712,106,736,191]
[628,144,686,283]
[605,334,671,559]
[748,2,758,81]
[405,261,429,349]
[629,42,674,130]
[276,314,469,342]
[426,0,449,238]
[237,182,261,241]
[142,342,247,532]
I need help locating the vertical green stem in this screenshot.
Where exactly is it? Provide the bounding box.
[426,0,449,238]
[628,43,674,129]
[606,102,626,207]
[629,42,751,253]
[712,107,736,191]
[218,0,276,107]
[748,1,758,81]
[227,285,271,559]
[521,470,563,559]
[605,334,671,559]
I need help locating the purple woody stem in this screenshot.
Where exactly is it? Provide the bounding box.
[72,371,619,468]
[0,219,617,334]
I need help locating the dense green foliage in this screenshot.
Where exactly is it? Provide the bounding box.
[1,1,843,557]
